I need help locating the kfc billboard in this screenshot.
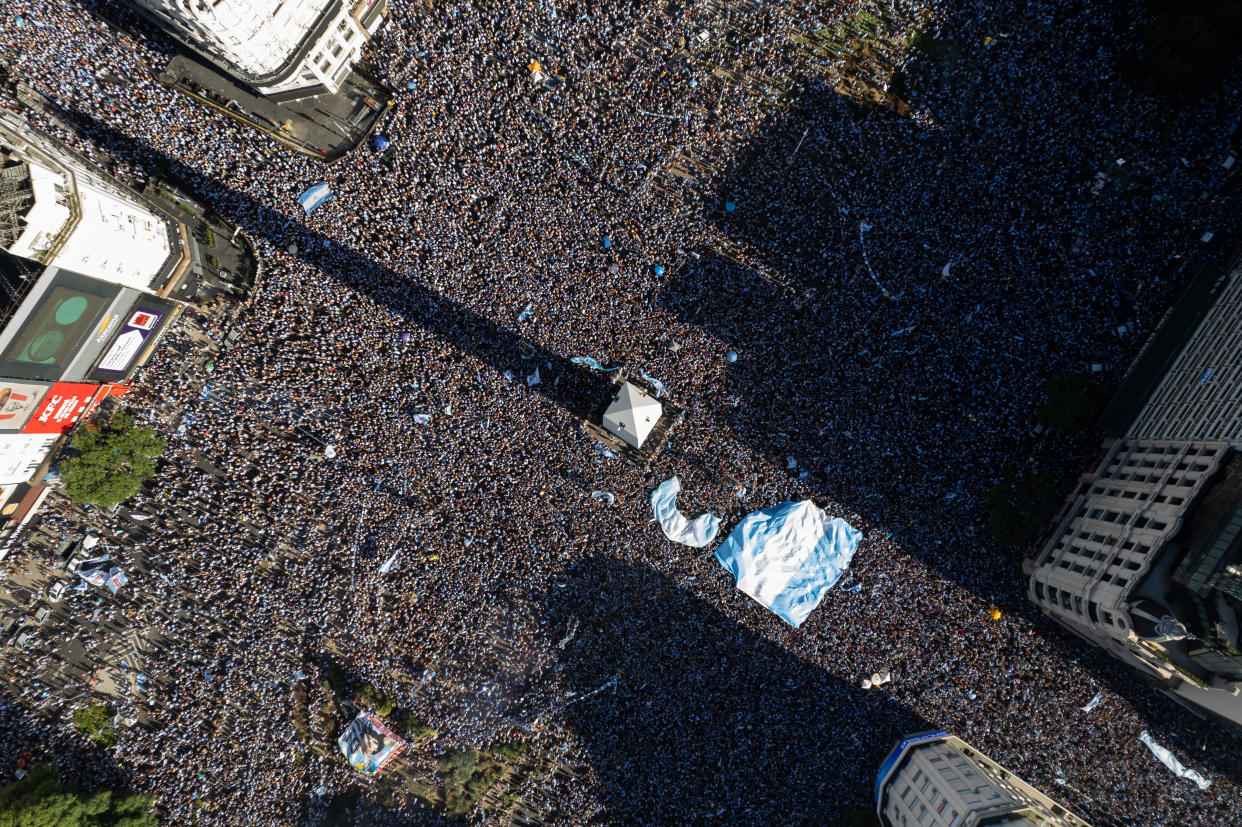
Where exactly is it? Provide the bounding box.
[21,382,99,435]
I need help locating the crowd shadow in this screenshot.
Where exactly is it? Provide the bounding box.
[658,81,1112,598]
[0,700,137,800]
[540,556,928,825]
[34,99,610,422]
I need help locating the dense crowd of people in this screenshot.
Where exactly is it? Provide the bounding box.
[1,0,1241,823]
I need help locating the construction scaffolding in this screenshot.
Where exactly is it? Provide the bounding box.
[0,159,34,249]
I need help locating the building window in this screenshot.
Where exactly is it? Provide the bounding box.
[1074,595,1084,614]
[1035,582,1046,601]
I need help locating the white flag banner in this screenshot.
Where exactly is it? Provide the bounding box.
[650,476,719,548]
[1079,691,1103,713]
[1139,731,1210,790]
[379,551,399,575]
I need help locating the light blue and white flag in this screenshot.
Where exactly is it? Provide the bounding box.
[1079,691,1103,713]
[1139,731,1210,790]
[640,371,671,398]
[379,551,399,575]
[105,567,127,594]
[297,183,333,215]
[650,477,719,548]
[714,500,861,628]
[570,356,619,372]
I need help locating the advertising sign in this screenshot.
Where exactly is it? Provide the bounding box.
[90,302,173,380]
[0,381,51,432]
[0,269,120,382]
[337,712,407,777]
[21,382,99,435]
[0,434,59,485]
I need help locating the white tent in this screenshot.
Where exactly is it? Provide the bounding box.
[602,382,663,449]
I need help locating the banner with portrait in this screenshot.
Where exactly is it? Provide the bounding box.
[337,712,407,777]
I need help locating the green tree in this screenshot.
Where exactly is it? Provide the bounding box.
[72,705,119,749]
[0,763,157,827]
[1036,372,1109,432]
[59,412,165,508]
[404,714,437,741]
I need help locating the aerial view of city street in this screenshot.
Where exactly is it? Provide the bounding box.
[0,0,1240,823]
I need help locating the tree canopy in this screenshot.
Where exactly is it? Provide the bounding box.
[58,412,165,509]
[71,706,119,749]
[0,764,157,827]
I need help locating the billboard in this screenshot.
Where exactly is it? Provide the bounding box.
[337,712,407,777]
[21,382,99,435]
[0,381,51,432]
[0,269,121,382]
[0,433,59,485]
[90,300,175,381]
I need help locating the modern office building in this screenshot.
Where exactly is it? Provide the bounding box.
[1025,256,1242,730]
[875,731,1089,827]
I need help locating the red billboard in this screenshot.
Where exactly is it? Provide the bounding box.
[21,382,100,435]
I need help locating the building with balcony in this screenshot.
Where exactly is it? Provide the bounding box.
[1025,255,1242,730]
[875,731,1089,827]
[128,0,386,101]
[128,0,390,159]
[0,106,250,556]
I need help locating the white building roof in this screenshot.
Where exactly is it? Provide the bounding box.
[602,382,662,449]
[130,0,331,78]
[52,179,173,291]
[9,163,70,261]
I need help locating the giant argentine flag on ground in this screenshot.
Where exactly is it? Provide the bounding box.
[714,500,861,628]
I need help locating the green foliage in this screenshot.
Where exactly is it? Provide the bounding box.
[985,469,1063,547]
[908,28,946,58]
[72,705,119,749]
[439,750,478,788]
[490,741,527,763]
[1133,0,1242,100]
[437,749,505,817]
[356,683,394,716]
[59,412,165,508]
[0,763,157,827]
[1037,372,1109,432]
[404,714,437,741]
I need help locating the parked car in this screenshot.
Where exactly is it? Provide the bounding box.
[12,630,37,649]
[31,605,52,626]
[46,580,68,603]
